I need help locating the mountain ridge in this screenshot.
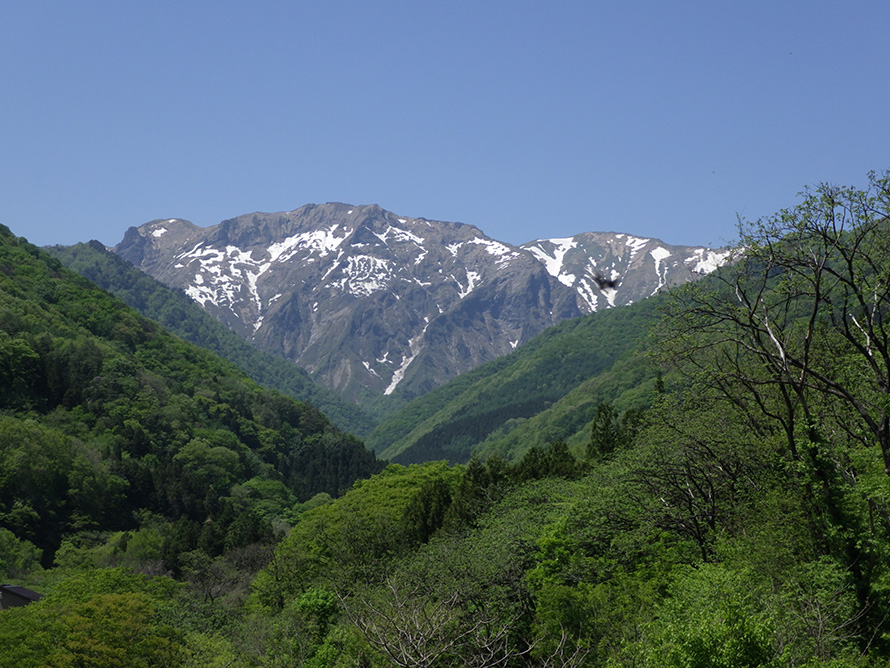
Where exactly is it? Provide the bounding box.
[112,203,731,406]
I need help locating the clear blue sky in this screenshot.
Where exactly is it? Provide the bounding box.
[3,1,888,249]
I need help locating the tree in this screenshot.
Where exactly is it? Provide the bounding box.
[661,171,890,483]
[341,562,531,668]
[0,527,42,579]
[626,396,774,562]
[656,171,890,641]
[513,440,580,482]
[403,476,454,545]
[587,403,623,459]
[49,592,185,668]
[341,576,469,668]
[0,569,187,668]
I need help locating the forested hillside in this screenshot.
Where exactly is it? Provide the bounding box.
[4,172,890,666]
[47,241,376,437]
[0,225,384,573]
[368,295,662,463]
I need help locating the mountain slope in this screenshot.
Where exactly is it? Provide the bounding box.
[0,225,384,564]
[522,232,730,309]
[367,294,664,463]
[112,203,728,406]
[48,241,376,436]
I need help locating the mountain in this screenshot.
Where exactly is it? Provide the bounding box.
[112,203,730,406]
[7,176,884,668]
[0,224,384,565]
[47,241,376,437]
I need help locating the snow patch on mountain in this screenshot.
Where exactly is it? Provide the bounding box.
[650,246,672,291]
[383,225,424,246]
[458,270,481,299]
[688,248,733,274]
[620,234,649,258]
[576,279,601,310]
[467,237,519,263]
[185,281,215,307]
[270,225,348,262]
[385,323,429,395]
[328,255,395,297]
[526,237,578,287]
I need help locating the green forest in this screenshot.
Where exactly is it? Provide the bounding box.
[0,224,384,584]
[3,172,890,666]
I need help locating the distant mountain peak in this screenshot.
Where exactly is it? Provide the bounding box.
[113,204,730,404]
[522,231,730,312]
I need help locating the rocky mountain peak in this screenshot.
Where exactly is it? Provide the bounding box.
[113,205,730,405]
[523,232,733,311]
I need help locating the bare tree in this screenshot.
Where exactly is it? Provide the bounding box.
[534,627,591,668]
[340,575,532,668]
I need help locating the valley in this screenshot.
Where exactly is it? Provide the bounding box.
[4,174,890,666]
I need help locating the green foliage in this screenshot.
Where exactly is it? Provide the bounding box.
[511,438,582,481]
[0,228,384,572]
[337,478,585,668]
[0,568,187,668]
[641,564,778,668]
[253,462,462,608]
[440,454,511,530]
[477,349,660,461]
[402,475,454,545]
[49,592,185,667]
[294,586,341,642]
[586,401,644,461]
[0,528,42,580]
[0,603,63,668]
[587,401,622,459]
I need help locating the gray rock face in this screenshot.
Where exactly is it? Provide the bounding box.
[113,203,730,404]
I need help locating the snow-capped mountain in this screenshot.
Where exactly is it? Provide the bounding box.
[112,203,730,404]
[522,232,731,311]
